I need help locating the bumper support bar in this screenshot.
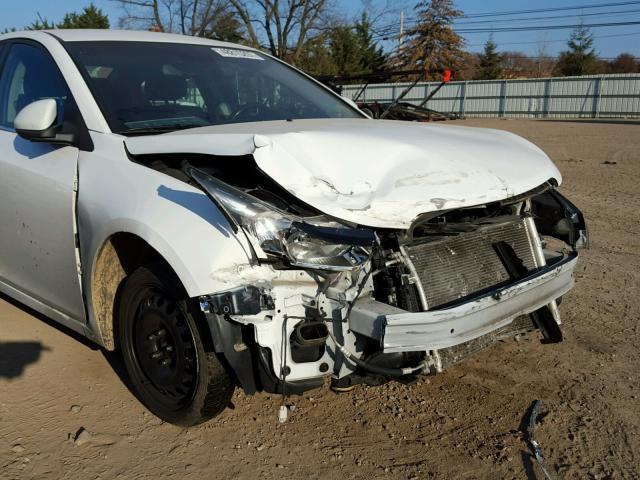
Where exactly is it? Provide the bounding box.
[349,254,577,353]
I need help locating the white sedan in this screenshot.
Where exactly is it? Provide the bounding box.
[0,29,587,426]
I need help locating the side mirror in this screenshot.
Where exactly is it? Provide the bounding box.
[14,99,74,145]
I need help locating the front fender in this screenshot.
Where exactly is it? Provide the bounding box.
[78,133,256,346]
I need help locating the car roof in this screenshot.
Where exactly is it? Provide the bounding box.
[1,29,251,50]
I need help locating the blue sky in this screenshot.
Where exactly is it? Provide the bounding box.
[451,0,640,58]
[1,0,638,58]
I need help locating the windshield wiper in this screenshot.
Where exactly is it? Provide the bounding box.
[120,124,205,136]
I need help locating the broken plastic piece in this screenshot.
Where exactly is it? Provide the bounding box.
[277,405,288,423]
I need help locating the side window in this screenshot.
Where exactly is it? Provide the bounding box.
[0,43,70,129]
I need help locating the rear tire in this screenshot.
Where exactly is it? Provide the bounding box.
[117,263,234,426]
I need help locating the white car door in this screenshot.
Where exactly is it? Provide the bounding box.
[0,41,84,321]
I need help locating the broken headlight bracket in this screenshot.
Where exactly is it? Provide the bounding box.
[200,285,274,316]
[184,164,376,271]
[531,189,589,250]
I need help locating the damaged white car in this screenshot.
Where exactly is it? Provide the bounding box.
[0,30,587,426]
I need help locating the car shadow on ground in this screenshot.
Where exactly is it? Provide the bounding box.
[0,292,98,349]
[0,292,142,404]
[0,292,98,380]
[0,341,49,380]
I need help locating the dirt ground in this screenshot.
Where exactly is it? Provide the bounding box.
[1,118,639,480]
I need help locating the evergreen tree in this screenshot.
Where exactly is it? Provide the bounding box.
[475,35,503,79]
[27,16,56,30]
[393,0,465,79]
[58,4,110,29]
[295,35,340,75]
[557,24,598,76]
[355,13,387,73]
[298,13,387,76]
[28,4,109,30]
[329,26,362,75]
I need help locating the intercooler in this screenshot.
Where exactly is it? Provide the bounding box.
[402,217,539,310]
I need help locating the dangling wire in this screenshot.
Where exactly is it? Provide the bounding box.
[278,315,289,423]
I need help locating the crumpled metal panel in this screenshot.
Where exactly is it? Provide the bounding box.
[125,119,562,229]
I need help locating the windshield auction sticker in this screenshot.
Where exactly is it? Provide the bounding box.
[211,48,264,60]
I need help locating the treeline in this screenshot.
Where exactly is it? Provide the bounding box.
[3,1,638,80]
[2,1,387,78]
[473,27,640,80]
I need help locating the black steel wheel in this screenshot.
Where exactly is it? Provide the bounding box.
[118,263,234,426]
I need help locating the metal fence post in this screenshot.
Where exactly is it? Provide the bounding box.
[460,81,467,117]
[543,78,552,118]
[594,76,603,118]
[499,80,507,117]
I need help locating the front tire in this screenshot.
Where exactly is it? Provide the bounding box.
[117,263,234,426]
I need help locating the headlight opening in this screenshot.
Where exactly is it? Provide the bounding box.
[185,165,374,270]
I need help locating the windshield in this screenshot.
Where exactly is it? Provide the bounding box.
[65,41,361,135]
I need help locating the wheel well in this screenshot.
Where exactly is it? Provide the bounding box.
[91,233,164,350]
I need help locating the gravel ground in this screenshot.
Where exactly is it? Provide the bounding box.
[1,118,638,479]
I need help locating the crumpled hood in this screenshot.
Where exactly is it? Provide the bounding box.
[125,118,561,229]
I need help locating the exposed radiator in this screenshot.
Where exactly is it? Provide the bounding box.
[402,218,538,309]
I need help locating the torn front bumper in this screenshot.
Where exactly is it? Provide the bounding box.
[349,253,577,354]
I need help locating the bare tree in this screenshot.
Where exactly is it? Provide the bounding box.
[112,0,243,41]
[608,53,639,73]
[533,41,556,78]
[113,0,330,61]
[501,52,536,78]
[227,0,329,61]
